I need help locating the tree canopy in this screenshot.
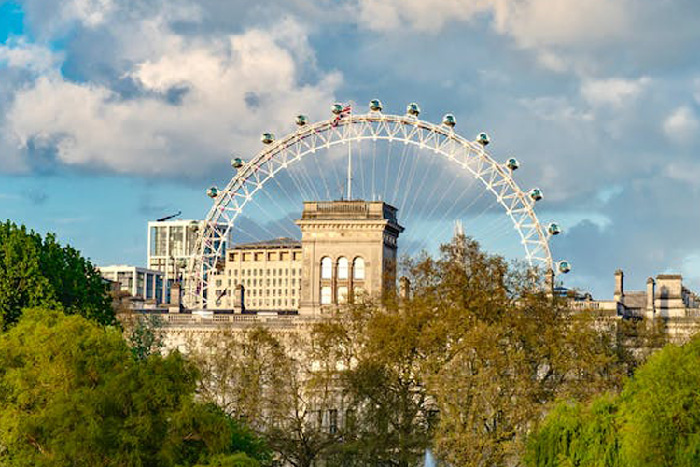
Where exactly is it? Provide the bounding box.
[527,333,700,467]
[0,221,114,330]
[0,308,269,466]
[190,234,627,466]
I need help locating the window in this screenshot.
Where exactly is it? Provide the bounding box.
[321,286,332,305]
[353,257,365,280]
[338,257,348,279]
[329,409,338,434]
[337,286,348,304]
[321,257,332,279]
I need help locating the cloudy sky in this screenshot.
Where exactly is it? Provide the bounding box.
[1,0,699,298]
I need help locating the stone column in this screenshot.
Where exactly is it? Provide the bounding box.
[614,269,624,303]
[235,284,245,313]
[646,277,655,317]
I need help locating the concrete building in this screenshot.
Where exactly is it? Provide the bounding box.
[209,238,303,312]
[571,269,700,342]
[147,219,227,302]
[208,200,403,315]
[99,265,164,304]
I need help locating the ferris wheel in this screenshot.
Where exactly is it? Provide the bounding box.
[184,100,570,309]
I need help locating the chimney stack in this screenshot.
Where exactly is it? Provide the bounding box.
[614,269,624,302]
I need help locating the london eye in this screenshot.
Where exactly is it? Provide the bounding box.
[184,100,569,309]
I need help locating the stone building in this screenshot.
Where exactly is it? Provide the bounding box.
[208,199,404,316]
[209,238,302,312]
[572,269,700,342]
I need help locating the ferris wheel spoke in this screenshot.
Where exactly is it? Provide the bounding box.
[186,110,558,308]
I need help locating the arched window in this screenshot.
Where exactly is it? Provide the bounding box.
[337,286,348,304]
[353,257,365,280]
[338,257,349,280]
[321,286,332,305]
[321,257,332,279]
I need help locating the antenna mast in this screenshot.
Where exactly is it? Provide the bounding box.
[346,140,352,200]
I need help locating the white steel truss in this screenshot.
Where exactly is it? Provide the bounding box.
[184,112,555,309]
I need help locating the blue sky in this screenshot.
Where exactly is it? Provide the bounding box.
[1,0,700,298]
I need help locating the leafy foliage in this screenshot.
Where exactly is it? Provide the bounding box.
[0,221,114,330]
[191,326,341,467]
[190,234,625,466]
[527,334,700,467]
[0,308,269,466]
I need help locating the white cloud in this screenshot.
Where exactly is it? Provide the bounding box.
[664,162,700,185]
[663,106,699,145]
[580,77,650,108]
[62,0,115,27]
[356,0,630,48]
[3,18,341,176]
[519,96,593,122]
[0,39,61,73]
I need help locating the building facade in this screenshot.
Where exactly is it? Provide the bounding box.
[147,219,227,302]
[99,265,164,304]
[209,238,303,312]
[296,200,403,316]
[208,200,403,315]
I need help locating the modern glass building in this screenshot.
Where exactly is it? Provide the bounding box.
[147,219,228,303]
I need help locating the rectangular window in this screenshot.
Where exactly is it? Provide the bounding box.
[321,286,332,305]
[329,409,338,434]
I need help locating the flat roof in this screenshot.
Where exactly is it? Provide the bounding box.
[233,237,301,250]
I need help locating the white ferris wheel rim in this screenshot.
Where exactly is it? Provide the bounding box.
[185,111,556,309]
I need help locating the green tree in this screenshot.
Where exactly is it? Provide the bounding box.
[525,396,621,467]
[191,326,345,467]
[399,235,625,466]
[0,308,268,466]
[0,221,114,330]
[619,336,700,467]
[313,302,436,467]
[526,334,700,467]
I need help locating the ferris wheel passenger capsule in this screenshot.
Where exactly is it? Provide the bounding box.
[231,157,244,169]
[206,187,219,198]
[476,132,490,146]
[295,115,308,126]
[558,260,571,274]
[406,102,420,117]
[369,99,383,112]
[331,103,344,115]
[529,188,543,202]
[506,158,520,171]
[261,133,275,144]
[548,222,562,236]
[442,113,456,127]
